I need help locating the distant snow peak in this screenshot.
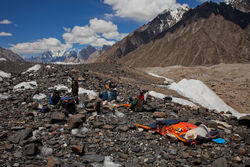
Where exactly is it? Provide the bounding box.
[225,0,235,5]
[158,5,189,32]
[50,49,66,57]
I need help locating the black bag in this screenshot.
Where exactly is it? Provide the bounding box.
[62,99,76,114]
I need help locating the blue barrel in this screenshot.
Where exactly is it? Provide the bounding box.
[110,90,117,101]
[102,91,109,101]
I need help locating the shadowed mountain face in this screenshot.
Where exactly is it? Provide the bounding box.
[118,2,250,67]
[97,6,189,63]
[0,46,24,62]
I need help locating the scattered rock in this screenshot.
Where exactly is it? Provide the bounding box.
[82,154,105,163]
[118,126,129,132]
[72,145,84,155]
[50,112,66,123]
[8,128,33,144]
[238,115,250,127]
[212,157,227,167]
[68,114,85,129]
[153,112,167,118]
[47,156,61,167]
[23,143,37,156]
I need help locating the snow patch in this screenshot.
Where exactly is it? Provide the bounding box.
[78,88,97,97]
[14,81,38,91]
[172,97,196,107]
[92,156,121,167]
[53,62,80,65]
[0,58,7,61]
[23,64,41,74]
[149,91,167,99]
[0,70,11,78]
[33,93,46,100]
[48,84,69,91]
[169,79,247,118]
[149,91,196,107]
[46,65,51,68]
[148,72,174,84]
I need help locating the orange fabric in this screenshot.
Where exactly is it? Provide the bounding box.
[136,122,198,143]
[116,104,131,108]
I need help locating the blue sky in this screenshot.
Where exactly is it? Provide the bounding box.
[0,0,225,58]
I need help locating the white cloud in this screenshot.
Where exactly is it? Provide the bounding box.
[0,32,12,36]
[0,19,12,24]
[10,38,72,55]
[90,18,117,33]
[62,18,126,47]
[104,0,186,22]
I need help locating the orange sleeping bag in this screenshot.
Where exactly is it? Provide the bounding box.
[137,122,198,144]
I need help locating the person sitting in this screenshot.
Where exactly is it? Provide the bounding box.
[49,90,61,106]
[95,93,103,115]
[137,91,145,103]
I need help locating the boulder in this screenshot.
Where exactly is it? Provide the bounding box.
[50,112,66,123]
[23,143,37,156]
[72,145,84,155]
[238,115,250,127]
[8,128,33,144]
[68,114,86,129]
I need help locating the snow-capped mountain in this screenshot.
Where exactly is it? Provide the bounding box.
[25,45,110,64]
[96,5,189,63]
[26,50,68,63]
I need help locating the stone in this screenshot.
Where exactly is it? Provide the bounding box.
[180,152,190,159]
[23,143,37,156]
[207,120,218,129]
[41,146,53,156]
[8,128,33,144]
[50,112,66,123]
[169,148,177,155]
[244,159,250,167]
[68,114,85,129]
[118,126,129,132]
[212,120,232,129]
[212,157,227,167]
[72,145,84,155]
[153,112,167,118]
[192,159,202,165]
[0,131,7,139]
[188,119,200,125]
[238,115,250,127]
[47,156,61,167]
[82,154,105,163]
[31,102,39,109]
[176,158,186,163]
[237,148,246,155]
[245,134,250,145]
[233,156,242,163]
[92,122,103,128]
[103,125,114,130]
[131,146,141,153]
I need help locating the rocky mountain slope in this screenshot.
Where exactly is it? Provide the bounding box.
[119,2,250,67]
[96,5,189,63]
[0,46,24,62]
[227,0,250,12]
[0,63,249,166]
